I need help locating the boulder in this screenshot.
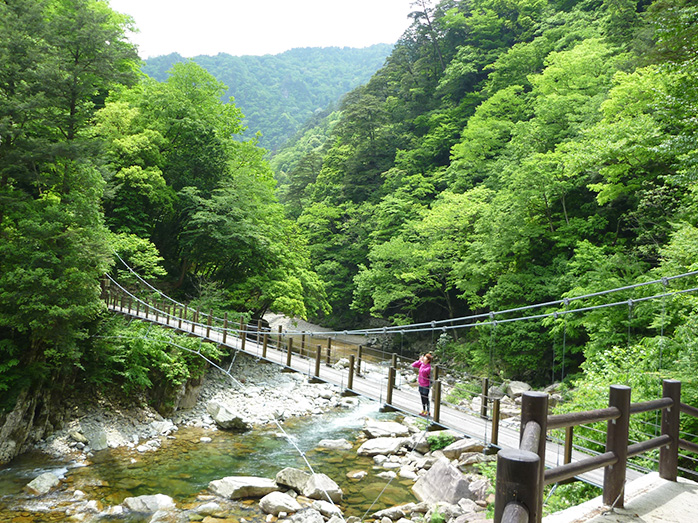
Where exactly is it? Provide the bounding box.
[286,508,325,523]
[363,420,410,438]
[206,401,251,431]
[312,499,343,517]
[123,494,176,512]
[84,426,108,451]
[488,385,506,400]
[317,438,353,450]
[412,458,475,504]
[276,467,311,492]
[302,473,343,503]
[259,491,302,515]
[69,431,88,444]
[208,476,278,499]
[357,437,410,456]
[506,381,532,399]
[441,438,485,460]
[25,472,60,495]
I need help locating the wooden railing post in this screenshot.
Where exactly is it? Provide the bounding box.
[154,300,159,322]
[357,345,363,376]
[191,305,197,333]
[277,325,283,350]
[326,338,332,366]
[262,332,269,359]
[603,385,631,508]
[128,296,132,314]
[564,426,574,465]
[660,379,681,481]
[144,299,149,319]
[301,332,306,356]
[520,392,548,522]
[433,380,442,423]
[391,354,397,388]
[222,312,228,345]
[433,364,440,382]
[481,377,490,419]
[180,305,185,329]
[206,309,212,338]
[166,304,170,325]
[494,449,539,523]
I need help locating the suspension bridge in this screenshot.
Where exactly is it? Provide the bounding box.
[102,262,698,522]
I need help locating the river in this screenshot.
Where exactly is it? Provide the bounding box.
[0,399,418,522]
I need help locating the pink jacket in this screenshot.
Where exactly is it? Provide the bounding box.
[412,360,432,387]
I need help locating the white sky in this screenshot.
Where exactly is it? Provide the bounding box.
[108,0,415,59]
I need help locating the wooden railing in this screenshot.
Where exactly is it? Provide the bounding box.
[494,379,698,523]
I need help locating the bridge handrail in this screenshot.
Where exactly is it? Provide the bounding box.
[495,379,698,523]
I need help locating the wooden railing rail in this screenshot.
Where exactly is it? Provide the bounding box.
[495,379,698,523]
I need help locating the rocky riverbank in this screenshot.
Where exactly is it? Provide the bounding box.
[6,351,503,522]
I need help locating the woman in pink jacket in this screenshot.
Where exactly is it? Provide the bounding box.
[412,353,433,417]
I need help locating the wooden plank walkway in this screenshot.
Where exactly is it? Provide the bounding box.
[107,302,644,489]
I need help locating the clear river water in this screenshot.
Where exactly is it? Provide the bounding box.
[0,400,418,522]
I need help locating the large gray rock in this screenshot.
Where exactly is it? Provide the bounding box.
[276,467,311,492]
[84,426,109,451]
[317,438,353,450]
[259,491,302,515]
[206,400,251,431]
[412,458,475,504]
[312,499,343,517]
[506,381,532,399]
[123,494,176,512]
[25,472,60,495]
[286,508,325,523]
[302,473,343,503]
[363,420,410,438]
[441,438,485,460]
[357,437,410,456]
[208,476,278,499]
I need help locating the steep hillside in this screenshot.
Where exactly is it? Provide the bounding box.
[143,45,393,151]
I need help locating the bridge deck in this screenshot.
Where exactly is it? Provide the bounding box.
[108,304,644,489]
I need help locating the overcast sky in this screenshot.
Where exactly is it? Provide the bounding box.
[108,0,415,59]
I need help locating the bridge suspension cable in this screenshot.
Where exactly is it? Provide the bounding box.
[110,252,698,338]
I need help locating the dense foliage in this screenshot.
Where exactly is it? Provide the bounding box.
[274,0,698,395]
[142,45,393,152]
[0,0,328,414]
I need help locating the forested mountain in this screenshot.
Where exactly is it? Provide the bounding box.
[275,0,698,394]
[143,45,393,151]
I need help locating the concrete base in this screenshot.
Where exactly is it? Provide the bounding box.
[544,472,698,523]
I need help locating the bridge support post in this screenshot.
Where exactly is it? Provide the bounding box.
[313,345,322,381]
[433,380,442,423]
[520,392,548,522]
[344,355,358,396]
[603,385,631,508]
[481,377,489,419]
[492,398,500,446]
[494,449,539,523]
[660,379,681,481]
[285,338,294,370]
[385,366,396,407]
